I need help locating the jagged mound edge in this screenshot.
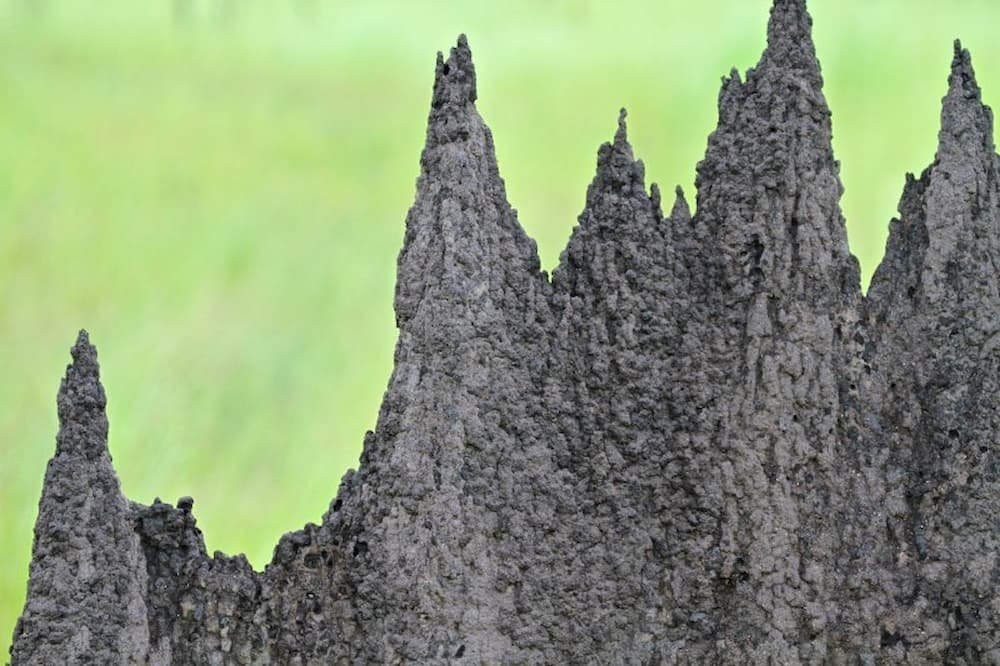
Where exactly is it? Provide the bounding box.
[27,7,999,573]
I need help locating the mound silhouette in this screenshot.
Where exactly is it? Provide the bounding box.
[10,0,999,662]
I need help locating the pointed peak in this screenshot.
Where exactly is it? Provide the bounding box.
[432,33,477,109]
[770,0,809,18]
[948,40,983,103]
[767,0,812,44]
[718,68,745,113]
[762,0,821,84]
[670,186,691,223]
[587,109,644,203]
[56,329,109,458]
[601,108,635,162]
[614,107,629,147]
[939,40,995,161]
[650,182,663,216]
[69,329,99,378]
[418,34,492,171]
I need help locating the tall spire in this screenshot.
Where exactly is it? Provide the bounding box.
[920,41,997,254]
[394,34,544,329]
[864,42,1000,657]
[681,1,862,653]
[869,40,999,309]
[11,332,149,664]
[694,0,855,301]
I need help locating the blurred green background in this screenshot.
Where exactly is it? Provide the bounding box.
[3,0,999,652]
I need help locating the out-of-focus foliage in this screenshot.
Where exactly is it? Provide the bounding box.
[3,0,999,651]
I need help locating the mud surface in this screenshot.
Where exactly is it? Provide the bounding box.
[10,0,999,663]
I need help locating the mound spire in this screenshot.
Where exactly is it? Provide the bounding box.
[680,0,866,656]
[864,40,1000,660]
[763,0,821,83]
[431,33,476,109]
[11,333,149,665]
[329,33,556,662]
[938,40,995,168]
[669,185,691,223]
[394,34,544,328]
[54,330,108,459]
[582,108,648,203]
[695,0,857,300]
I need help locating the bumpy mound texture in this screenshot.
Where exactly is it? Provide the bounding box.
[10,1,999,663]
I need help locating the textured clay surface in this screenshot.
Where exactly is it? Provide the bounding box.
[9,0,999,663]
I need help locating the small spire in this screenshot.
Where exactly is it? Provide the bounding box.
[69,329,99,378]
[432,34,477,109]
[614,108,629,147]
[601,107,636,163]
[670,186,692,224]
[717,69,744,123]
[948,40,983,104]
[650,182,663,217]
[56,329,109,459]
[586,108,644,203]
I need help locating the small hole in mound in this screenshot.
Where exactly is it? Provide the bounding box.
[948,429,959,439]
[880,628,903,648]
[442,63,451,75]
[455,644,465,658]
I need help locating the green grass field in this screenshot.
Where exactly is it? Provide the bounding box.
[3,0,999,652]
